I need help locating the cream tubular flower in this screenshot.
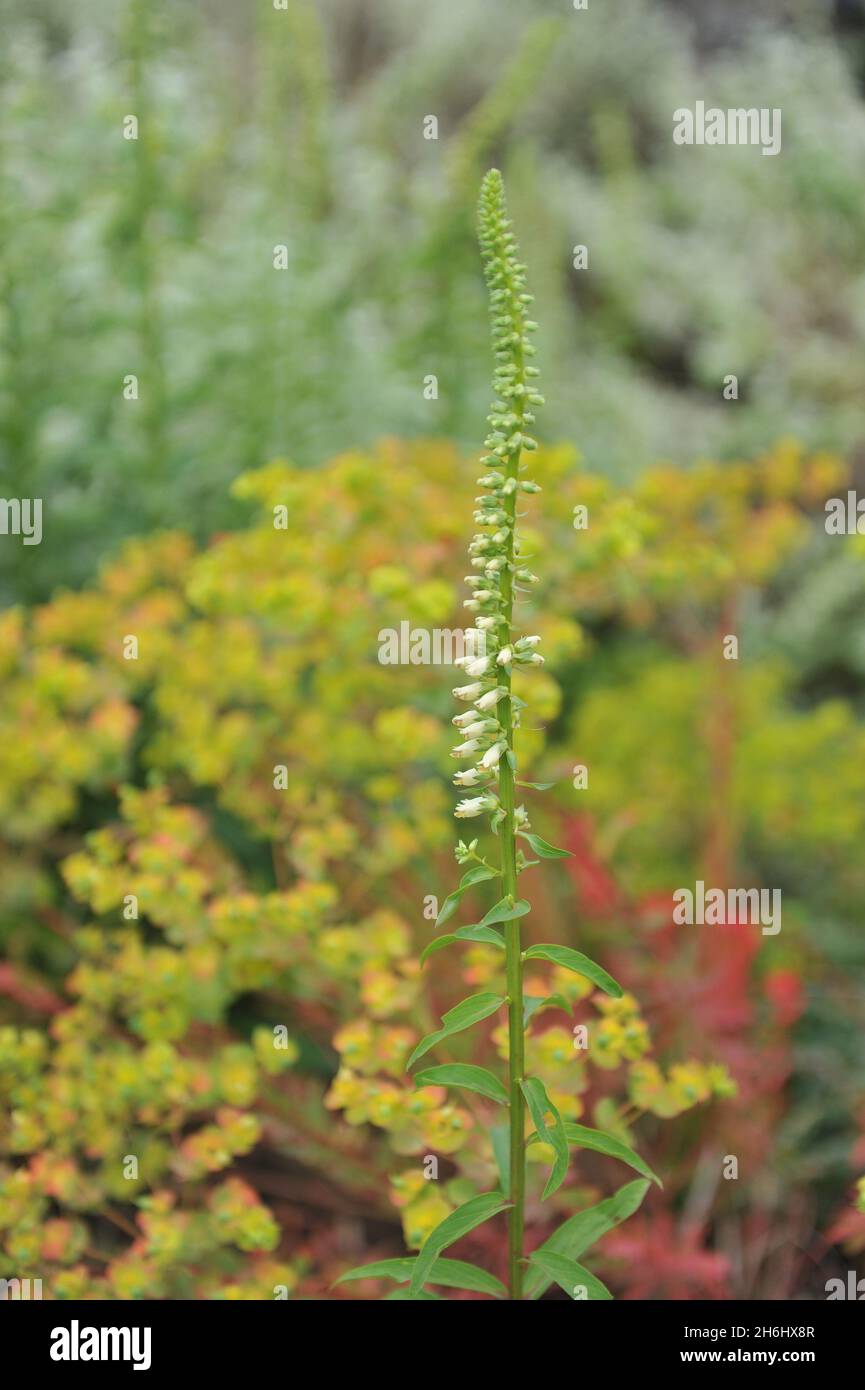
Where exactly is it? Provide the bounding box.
[451,738,482,758]
[460,720,499,739]
[455,795,498,818]
[481,741,506,769]
[453,710,480,727]
[455,655,491,677]
[453,768,489,787]
[452,682,485,702]
[475,687,507,711]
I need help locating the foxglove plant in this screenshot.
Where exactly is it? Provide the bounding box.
[339,170,657,1301]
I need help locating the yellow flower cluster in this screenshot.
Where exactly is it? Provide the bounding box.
[327,1021,473,1156]
[3,437,826,1294]
[629,1059,737,1119]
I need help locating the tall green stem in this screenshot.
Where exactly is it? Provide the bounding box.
[500,336,525,1302]
[501,756,524,1299]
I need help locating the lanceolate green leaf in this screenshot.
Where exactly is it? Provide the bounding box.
[434,891,464,931]
[523,992,571,1027]
[435,865,500,928]
[414,1063,508,1105]
[453,924,505,946]
[336,1255,506,1298]
[420,934,461,965]
[525,1179,651,1299]
[428,1258,506,1298]
[523,943,623,998]
[528,1249,612,1301]
[517,832,572,859]
[480,896,531,928]
[519,1076,569,1199]
[384,1289,443,1300]
[527,1122,661,1186]
[409,1192,512,1297]
[336,1258,416,1285]
[420,925,504,966]
[406,992,506,1069]
[490,1123,510,1196]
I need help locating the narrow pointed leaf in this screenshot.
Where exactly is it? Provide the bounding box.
[491,1123,510,1197]
[518,832,572,859]
[430,1259,507,1298]
[435,866,499,928]
[420,925,504,966]
[336,1255,505,1298]
[453,924,505,947]
[523,995,546,1027]
[406,993,506,1069]
[525,1179,651,1299]
[434,892,463,931]
[528,1249,612,1301]
[335,1258,417,1286]
[480,896,531,928]
[420,934,460,965]
[414,1063,508,1105]
[384,1288,442,1300]
[523,944,622,998]
[440,991,505,1031]
[460,865,500,889]
[409,1192,512,1297]
[523,992,572,1027]
[423,1258,506,1298]
[520,1076,569,1199]
[516,780,555,790]
[527,1122,660,1186]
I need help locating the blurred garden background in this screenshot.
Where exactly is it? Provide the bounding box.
[2,0,865,1298]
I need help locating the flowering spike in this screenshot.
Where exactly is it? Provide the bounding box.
[452,169,548,1297]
